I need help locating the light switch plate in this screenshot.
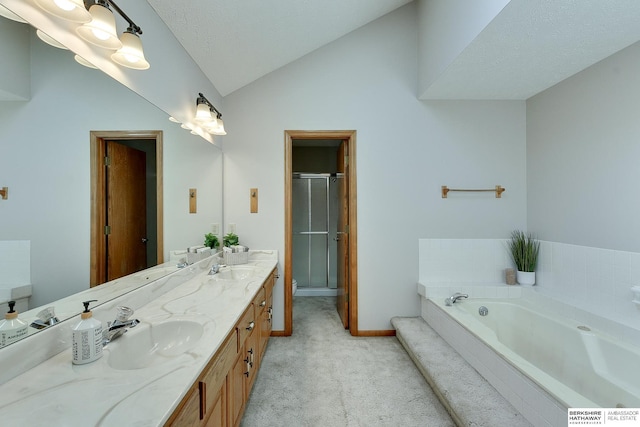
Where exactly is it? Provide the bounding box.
[210,223,220,235]
[228,223,236,234]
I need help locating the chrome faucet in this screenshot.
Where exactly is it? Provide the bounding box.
[208,264,221,275]
[103,306,139,346]
[445,292,468,306]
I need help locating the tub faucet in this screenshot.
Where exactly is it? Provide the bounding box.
[103,306,140,346]
[445,293,468,306]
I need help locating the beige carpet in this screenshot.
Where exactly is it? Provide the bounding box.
[241,296,454,427]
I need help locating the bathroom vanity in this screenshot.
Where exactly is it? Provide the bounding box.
[0,252,278,427]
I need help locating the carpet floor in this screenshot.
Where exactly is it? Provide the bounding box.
[241,296,455,427]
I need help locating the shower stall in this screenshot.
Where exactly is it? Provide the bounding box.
[292,173,342,296]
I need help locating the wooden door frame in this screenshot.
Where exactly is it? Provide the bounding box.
[284,130,358,336]
[90,130,164,287]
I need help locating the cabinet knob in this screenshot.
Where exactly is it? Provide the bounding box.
[260,300,266,307]
[246,321,255,331]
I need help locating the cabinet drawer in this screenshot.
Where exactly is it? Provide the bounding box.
[236,303,256,348]
[253,287,266,315]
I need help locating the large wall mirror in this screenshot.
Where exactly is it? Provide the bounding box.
[0,16,223,345]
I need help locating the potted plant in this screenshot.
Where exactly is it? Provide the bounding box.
[223,232,239,247]
[204,233,220,250]
[507,230,540,286]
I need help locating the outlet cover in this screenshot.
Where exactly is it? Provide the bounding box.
[210,223,220,235]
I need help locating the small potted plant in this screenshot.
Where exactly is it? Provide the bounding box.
[223,232,239,247]
[204,233,220,250]
[507,230,540,286]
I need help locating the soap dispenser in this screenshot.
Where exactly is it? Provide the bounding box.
[72,300,103,365]
[0,301,28,348]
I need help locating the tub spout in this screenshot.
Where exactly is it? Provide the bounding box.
[445,293,468,306]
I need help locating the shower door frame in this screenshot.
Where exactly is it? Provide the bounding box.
[284,130,359,336]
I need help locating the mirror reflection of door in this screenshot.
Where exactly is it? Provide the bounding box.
[90,131,163,287]
[105,141,147,281]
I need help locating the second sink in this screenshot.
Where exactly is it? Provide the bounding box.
[107,319,205,370]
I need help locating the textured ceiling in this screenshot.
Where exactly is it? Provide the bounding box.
[422,0,640,99]
[147,0,640,100]
[146,0,412,96]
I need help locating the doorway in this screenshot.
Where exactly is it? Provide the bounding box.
[284,130,357,335]
[90,130,164,287]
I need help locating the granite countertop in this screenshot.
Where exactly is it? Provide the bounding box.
[0,253,277,426]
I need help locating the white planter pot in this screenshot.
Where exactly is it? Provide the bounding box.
[517,271,536,286]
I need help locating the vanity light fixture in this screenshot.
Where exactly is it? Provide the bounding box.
[36,0,150,70]
[76,1,121,50]
[111,27,149,70]
[34,0,92,23]
[195,93,227,136]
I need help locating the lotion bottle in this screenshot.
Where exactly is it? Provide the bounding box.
[72,300,103,365]
[0,301,28,348]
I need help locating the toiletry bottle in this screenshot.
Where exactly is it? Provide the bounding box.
[72,300,103,365]
[0,301,29,348]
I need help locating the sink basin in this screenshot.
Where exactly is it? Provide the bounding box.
[214,266,255,281]
[107,320,204,370]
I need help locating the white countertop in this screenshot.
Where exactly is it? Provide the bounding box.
[0,253,277,426]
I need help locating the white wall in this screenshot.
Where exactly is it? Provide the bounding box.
[0,29,223,308]
[527,41,640,253]
[417,0,509,98]
[0,17,29,100]
[223,3,527,331]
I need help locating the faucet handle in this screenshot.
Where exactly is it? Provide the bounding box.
[116,306,134,321]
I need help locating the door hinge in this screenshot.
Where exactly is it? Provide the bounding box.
[104,156,111,166]
[104,225,111,235]
[345,224,349,234]
[344,155,349,166]
[345,293,349,302]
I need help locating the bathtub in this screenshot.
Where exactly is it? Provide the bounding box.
[421,294,640,426]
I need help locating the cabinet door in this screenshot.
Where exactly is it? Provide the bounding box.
[203,383,225,427]
[167,387,200,427]
[228,350,247,427]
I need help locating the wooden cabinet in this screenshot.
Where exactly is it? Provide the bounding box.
[259,272,275,363]
[166,267,277,427]
[166,385,201,427]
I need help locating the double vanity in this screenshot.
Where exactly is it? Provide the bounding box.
[0,251,278,427]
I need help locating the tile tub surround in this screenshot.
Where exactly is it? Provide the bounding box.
[0,252,278,426]
[419,238,640,341]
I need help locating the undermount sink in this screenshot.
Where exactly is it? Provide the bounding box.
[213,266,255,281]
[107,320,204,370]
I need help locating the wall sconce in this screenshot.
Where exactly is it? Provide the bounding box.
[195,93,227,136]
[34,0,149,70]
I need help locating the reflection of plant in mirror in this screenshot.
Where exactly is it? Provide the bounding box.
[223,233,239,247]
[204,233,219,249]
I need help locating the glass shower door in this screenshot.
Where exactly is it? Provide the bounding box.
[292,175,329,288]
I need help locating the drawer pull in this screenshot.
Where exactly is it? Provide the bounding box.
[246,321,255,331]
[260,300,266,307]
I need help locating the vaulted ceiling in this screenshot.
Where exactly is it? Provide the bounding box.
[146,0,412,97]
[147,0,640,100]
